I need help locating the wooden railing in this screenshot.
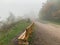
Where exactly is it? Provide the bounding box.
[18,22,34,45]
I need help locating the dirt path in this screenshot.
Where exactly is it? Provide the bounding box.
[32,21,60,45]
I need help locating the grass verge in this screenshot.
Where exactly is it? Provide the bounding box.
[0,20,30,45]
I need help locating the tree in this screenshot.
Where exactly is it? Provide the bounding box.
[39,0,60,22]
[7,12,15,24]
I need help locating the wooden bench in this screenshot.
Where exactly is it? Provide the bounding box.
[18,22,34,45]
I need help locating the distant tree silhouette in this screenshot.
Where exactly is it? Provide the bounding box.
[7,12,15,24]
[39,0,60,22]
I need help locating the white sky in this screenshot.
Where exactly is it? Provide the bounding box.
[0,0,47,20]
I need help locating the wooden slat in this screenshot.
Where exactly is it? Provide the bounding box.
[18,30,26,40]
[18,22,34,45]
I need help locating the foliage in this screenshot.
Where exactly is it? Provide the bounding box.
[0,20,30,45]
[0,11,31,45]
[39,0,60,23]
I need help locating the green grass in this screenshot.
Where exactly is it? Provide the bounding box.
[45,20,60,25]
[0,20,30,45]
[49,21,60,25]
[40,19,60,25]
[28,26,35,45]
[28,32,34,45]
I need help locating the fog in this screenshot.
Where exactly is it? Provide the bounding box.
[0,0,47,20]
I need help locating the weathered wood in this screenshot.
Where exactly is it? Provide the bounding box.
[18,22,34,45]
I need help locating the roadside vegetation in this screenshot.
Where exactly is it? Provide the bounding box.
[0,12,31,45]
[0,20,30,45]
[39,0,60,24]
